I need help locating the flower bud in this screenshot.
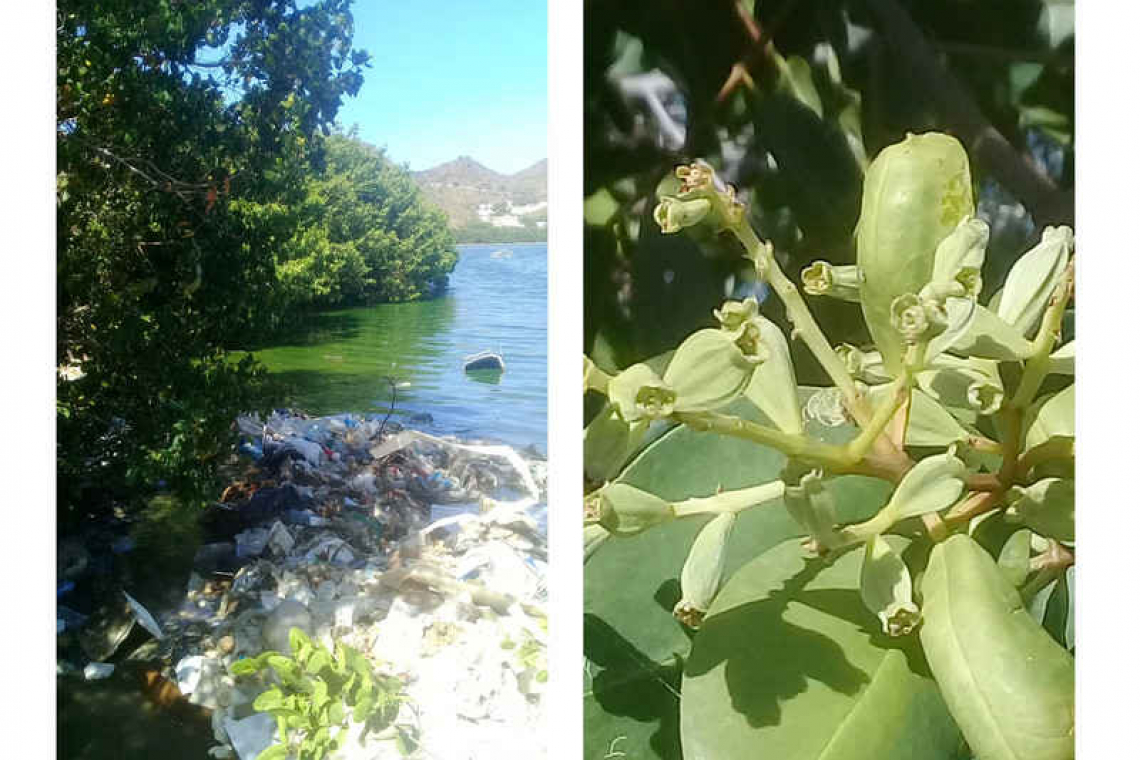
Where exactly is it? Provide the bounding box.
[713,297,760,332]
[589,483,675,537]
[857,132,974,372]
[654,196,712,235]
[948,302,1034,360]
[1048,340,1074,376]
[676,161,716,194]
[656,161,745,234]
[868,385,970,447]
[890,293,931,343]
[915,366,1004,416]
[931,216,989,295]
[743,315,803,433]
[583,355,612,395]
[673,513,735,629]
[997,225,1073,336]
[783,468,842,553]
[801,261,861,302]
[584,404,648,484]
[584,523,610,563]
[608,363,676,422]
[1025,384,1074,450]
[1006,478,1074,543]
[663,328,760,413]
[835,344,893,384]
[860,535,920,636]
[885,448,967,522]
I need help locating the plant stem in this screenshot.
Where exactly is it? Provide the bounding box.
[1016,437,1074,480]
[731,223,870,425]
[993,261,1074,487]
[846,373,910,460]
[1010,261,1075,409]
[672,481,785,517]
[943,490,1002,527]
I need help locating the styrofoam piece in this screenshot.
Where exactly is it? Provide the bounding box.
[83,662,114,680]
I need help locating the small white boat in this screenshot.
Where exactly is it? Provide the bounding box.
[463,350,506,373]
[490,249,513,259]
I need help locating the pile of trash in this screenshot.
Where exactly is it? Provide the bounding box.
[62,410,549,760]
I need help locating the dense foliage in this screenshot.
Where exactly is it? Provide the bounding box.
[585,0,1073,377]
[276,133,457,308]
[583,2,1074,758]
[56,1,451,521]
[453,220,547,245]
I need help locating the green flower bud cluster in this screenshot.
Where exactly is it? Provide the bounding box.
[653,160,745,235]
[587,133,1076,749]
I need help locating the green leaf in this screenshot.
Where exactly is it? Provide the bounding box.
[1008,478,1074,543]
[306,648,332,676]
[995,226,1072,336]
[585,395,890,758]
[584,403,648,483]
[289,626,312,657]
[231,650,279,677]
[681,537,960,759]
[352,693,375,723]
[327,697,345,726]
[268,654,303,687]
[948,304,1035,360]
[919,535,1074,760]
[253,686,285,712]
[1025,384,1074,450]
[884,449,966,522]
[255,744,291,760]
[743,316,802,434]
[774,55,823,118]
[998,529,1033,587]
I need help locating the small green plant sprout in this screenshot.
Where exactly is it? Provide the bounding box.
[584,133,1075,759]
[230,628,418,760]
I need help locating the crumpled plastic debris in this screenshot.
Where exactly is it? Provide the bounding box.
[61,410,547,760]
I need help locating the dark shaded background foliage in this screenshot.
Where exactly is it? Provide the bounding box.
[56,1,455,524]
[584,0,1073,379]
[583,1,1072,756]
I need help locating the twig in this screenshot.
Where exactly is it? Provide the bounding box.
[862,0,1072,225]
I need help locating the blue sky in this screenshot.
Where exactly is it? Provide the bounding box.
[334,1,547,174]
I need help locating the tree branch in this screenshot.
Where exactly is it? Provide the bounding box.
[862,0,1072,226]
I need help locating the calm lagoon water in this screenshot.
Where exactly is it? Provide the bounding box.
[246,243,547,453]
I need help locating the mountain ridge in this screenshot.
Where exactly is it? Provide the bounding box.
[412,156,547,230]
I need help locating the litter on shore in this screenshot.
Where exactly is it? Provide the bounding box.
[58,409,548,760]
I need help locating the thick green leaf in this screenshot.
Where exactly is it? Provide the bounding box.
[289,627,312,658]
[998,529,1032,587]
[253,687,285,712]
[920,535,1074,760]
[255,744,290,760]
[584,395,891,758]
[1025,384,1074,449]
[681,537,960,759]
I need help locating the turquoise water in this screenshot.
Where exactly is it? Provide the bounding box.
[247,243,547,453]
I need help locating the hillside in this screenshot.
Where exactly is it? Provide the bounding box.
[413,156,547,234]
